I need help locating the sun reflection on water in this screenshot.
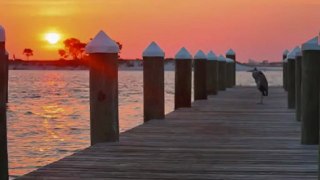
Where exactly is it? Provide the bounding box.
[7,70,282,178]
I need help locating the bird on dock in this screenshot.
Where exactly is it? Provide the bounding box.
[250,68,268,104]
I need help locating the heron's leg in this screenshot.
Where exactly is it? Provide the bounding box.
[257,94,263,104]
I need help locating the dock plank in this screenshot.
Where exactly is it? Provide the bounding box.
[19,87,317,180]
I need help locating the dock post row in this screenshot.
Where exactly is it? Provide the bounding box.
[283,36,320,145]
[0,27,244,179]
[300,37,320,145]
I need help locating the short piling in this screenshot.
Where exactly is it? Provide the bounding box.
[218,55,227,91]
[194,50,207,100]
[175,47,192,109]
[226,49,236,87]
[301,37,320,145]
[295,48,302,121]
[143,42,165,121]
[225,58,234,88]
[283,50,289,91]
[206,51,219,95]
[85,31,120,145]
[287,48,298,109]
[0,25,8,180]
[5,51,8,103]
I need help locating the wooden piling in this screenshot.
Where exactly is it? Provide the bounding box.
[226,49,236,87]
[218,55,227,91]
[301,37,320,145]
[295,48,302,121]
[143,42,165,121]
[5,51,8,103]
[194,50,207,100]
[287,48,297,109]
[283,50,289,91]
[231,60,236,87]
[206,51,219,95]
[283,60,288,91]
[85,31,120,145]
[174,47,192,109]
[0,25,8,180]
[225,58,233,88]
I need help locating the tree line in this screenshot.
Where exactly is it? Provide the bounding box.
[21,38,122,60]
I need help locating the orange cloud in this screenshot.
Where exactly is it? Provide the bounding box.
[0,0,319,61]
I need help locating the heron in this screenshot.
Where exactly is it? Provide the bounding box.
[250,67,268,104]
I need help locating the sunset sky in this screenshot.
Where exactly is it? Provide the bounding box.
[0,0,319,62]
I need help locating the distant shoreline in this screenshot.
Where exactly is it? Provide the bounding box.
[8,59,282,71]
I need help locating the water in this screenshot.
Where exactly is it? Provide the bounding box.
[7,70,282,177]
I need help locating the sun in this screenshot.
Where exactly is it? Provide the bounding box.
[45,32,61,45]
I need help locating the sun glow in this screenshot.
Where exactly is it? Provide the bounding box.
[45,32,61,45]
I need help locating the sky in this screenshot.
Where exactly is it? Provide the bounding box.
[0,0,319,62]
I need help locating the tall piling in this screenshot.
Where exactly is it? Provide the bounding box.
[287,47,299,109]
[143,42,165,121]
[226,49,236,87]
[218,55,227,91]
[301,36,320,145]
[283,49,289,91]
[0,25,8,180]
[175,47,192,109]
[194,50,207,100]
[206,51,219,95]
[295,48,302,121]
[85,31,120,145]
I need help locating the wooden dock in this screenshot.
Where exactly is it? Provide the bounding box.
[19,87,317,180]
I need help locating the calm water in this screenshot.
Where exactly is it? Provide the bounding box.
[7,70,282,177]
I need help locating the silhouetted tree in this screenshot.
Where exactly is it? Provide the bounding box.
[63,38,87,60]
[23,48,33,60]
[58,49,68,60]
[61,38,123,60]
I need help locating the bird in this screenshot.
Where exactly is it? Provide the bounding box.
[251,67,268,104]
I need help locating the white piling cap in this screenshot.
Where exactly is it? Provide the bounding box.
[143,41,165,58]
[286,48,294,59]
[207,51,218,61]
[301,36,320,51]
[226,58,234,63]
[295,47,302,57]
[287,47,301,60]
[0,25,5,42]
[226,49,235,56]
[218,55,226,62]
[194,50,207,59]
[283,49,289,55]
[85,30,119,53]
[175,47,192,60]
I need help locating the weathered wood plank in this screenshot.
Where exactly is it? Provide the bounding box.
[19,87,317,180]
